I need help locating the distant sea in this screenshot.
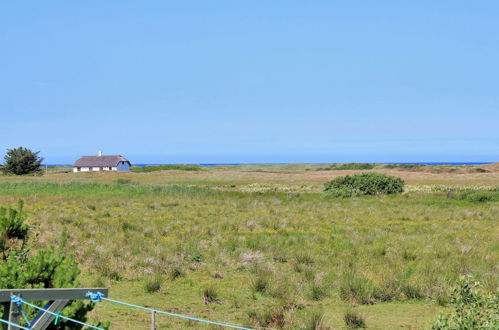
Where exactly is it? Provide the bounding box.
[47,162,494,166]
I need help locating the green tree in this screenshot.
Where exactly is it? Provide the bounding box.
[2,147,44,175]
[0,201,103,329]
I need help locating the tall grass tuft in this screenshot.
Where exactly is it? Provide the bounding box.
[144,275,162,293]
[251,272,270,294]
[247,305,286,328]
[344,309,366,328]
[301,308,331,329]
[340,272,377,305]
[203,287,220,304]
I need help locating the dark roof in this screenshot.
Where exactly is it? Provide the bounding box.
[73,155,130,167]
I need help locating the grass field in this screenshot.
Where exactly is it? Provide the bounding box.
[0,164,498,329]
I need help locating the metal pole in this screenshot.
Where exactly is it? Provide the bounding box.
[8,293,20,330]
[151,311,156,330]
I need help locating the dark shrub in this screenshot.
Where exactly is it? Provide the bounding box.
[324,173,404,197]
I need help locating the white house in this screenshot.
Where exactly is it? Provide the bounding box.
[73,152,131,172]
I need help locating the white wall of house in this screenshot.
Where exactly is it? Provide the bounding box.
[116,162,131,171]
[73,163,130,172]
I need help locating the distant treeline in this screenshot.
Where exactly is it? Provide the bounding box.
[130,165,202,173]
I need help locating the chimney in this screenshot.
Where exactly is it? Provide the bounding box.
[98,151,102,156]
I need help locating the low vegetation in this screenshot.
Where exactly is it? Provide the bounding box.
[0,181,219,198]
[324,172,405,197]
[130,164,202,172]
[0,165,497,328]
[384,163,491,174]
[0,201,103,328]
[329,163,375,170]
[450,188,499,202]
[343,309,366,328]
[431,276,498,329]
[383,163,427,171]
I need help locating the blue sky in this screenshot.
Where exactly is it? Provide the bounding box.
[1,1,498,164]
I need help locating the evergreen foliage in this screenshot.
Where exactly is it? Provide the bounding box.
[2,147,44,175]
[0,201,102,329]
[324,172,404,197]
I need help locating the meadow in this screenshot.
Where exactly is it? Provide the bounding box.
[0,164,498,329]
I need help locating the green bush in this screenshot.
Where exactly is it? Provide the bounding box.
[324,173,404,197]
[330,163,375,170]
[323,186,353,198]
[432,276,498,329]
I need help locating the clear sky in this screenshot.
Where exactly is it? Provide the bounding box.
[1,1,498,164]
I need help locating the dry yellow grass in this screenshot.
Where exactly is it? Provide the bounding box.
[2,164,498,191]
